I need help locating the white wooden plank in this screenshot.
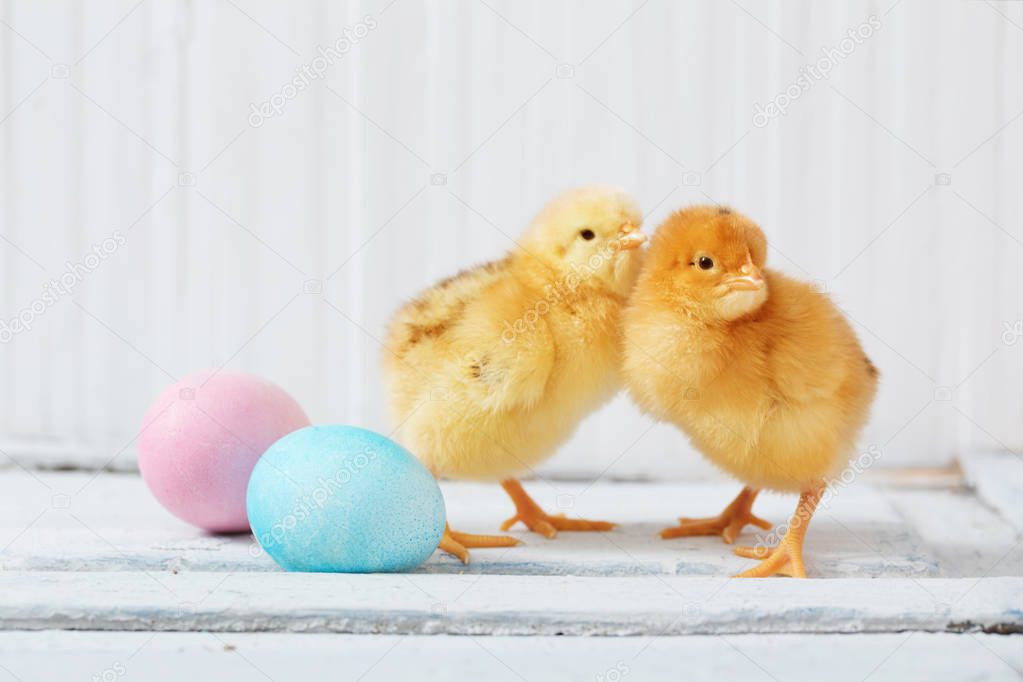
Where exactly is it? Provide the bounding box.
[0,570,1019,636]
[5,472,1019,578]
[963,451,1023,533]
[884,487,1023,580]
[0,631,1021,682]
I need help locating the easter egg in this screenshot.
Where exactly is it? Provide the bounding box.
[138,370,310,533]
[247,425,445,573]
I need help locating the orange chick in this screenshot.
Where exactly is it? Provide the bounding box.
[622,206,878,578]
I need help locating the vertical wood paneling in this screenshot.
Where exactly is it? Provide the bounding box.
[0,0,1020,475]
[340,0,369,427]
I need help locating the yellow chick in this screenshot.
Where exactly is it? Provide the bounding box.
[622,206,878,578]
[383,186,646,562]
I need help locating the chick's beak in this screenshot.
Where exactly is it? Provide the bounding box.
[724,262,765,291]
[615,222,646,251]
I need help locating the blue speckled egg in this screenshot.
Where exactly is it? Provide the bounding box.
[247,425,445,572]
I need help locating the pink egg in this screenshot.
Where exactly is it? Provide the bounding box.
[138,370,310,533]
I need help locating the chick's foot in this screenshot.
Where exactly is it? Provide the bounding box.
[499,479,615,539]
[733,486,823,578]
[733,539,806,577]
[438,523,520,564]
[659,486,772,544]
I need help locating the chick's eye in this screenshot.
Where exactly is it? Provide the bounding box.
[579,229,595,241]
[698,256,714,270]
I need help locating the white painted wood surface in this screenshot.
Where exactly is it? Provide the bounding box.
[3,472,1021,579]
[0,463,1019,676]
[963,450,1023,533]
[0,469,1020,635]
[2,0,1022,477]
[1,571,1020,636]
[1,631,1021,682]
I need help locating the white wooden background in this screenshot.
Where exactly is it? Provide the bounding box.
[0,0,1020,478]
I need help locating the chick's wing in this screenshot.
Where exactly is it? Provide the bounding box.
[451,277,556,414]
[761,272,859,404]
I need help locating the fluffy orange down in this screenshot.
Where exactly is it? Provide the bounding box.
[623,206,878,493]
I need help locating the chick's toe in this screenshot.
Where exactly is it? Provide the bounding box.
[499,479,616,539]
